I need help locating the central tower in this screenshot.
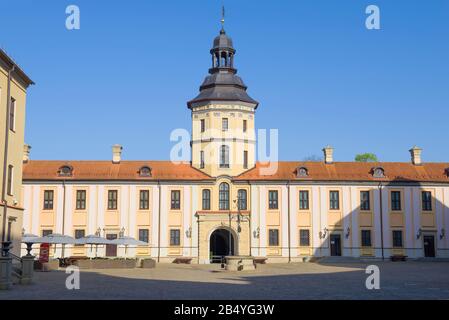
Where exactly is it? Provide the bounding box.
[188,18,258,177]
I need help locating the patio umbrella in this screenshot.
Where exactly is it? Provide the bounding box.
[22,234,39,243]
[110,236,148,255]
[76,235,111,258]
[32,234,77,258]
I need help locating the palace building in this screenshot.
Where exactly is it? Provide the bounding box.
[0,49,34,257]
[21,25,449,263]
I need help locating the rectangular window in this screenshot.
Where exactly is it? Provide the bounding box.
[9,97,15,131]
[200,151,205,169]
[269,229,279,246]
[220,145,230,168]
[238,189,247,210]
[422,191,432,211]
[139,229,149,243]
[170,229,181,246]
[139,190,150,210]
[76,190,86,210]
[391,191,401,211]
[200,119,205,133]
[329,191,340,210]
[243,120,247,133]
[222,118,228,131]
[7,165,13,196]
[299,229,310,247]
[42,229,52,237]
[360,191,370,211]
[243,151,248,169]
[74,229,85,246]
[202,189,211,210]
[392,230,403,248]
[299,190,309,210]
[108,190,118,210]
[268,190,278,210]
[361,230,372,247]
[171,190,181,210]
[43,190,54,210]
[7,221,12,242]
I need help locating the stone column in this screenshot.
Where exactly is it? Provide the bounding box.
[0,256,12,290]
[20,255,34,285]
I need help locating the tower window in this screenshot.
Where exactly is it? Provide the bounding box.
[220,145,230,168]
[200,151,205,169]
[243,151,248,169]
[219,183,230,210]
[243,120,247,133]
[222,118,228,131]
[200,119,205,133]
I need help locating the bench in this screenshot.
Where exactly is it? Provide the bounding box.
[390,255,408,262]
[254,257,268,264]
[173,257,193,264]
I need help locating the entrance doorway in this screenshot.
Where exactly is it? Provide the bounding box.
[210,229,234,263]
[423,235,436,257]
[106,234,117,257]
[330,234,342,256]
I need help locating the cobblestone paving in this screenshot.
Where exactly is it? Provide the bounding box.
[1,261,449,300]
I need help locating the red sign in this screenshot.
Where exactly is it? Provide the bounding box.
[39,243,50,263]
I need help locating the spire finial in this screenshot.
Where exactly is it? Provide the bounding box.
[220,5,225,33]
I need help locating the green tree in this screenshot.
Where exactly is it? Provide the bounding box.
[355,153,378,162]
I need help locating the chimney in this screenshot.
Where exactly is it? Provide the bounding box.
[23,144,31,163]
[322,145,334,164]
[112,144,123,164]
[409,146,422,165]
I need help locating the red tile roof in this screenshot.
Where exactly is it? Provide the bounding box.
[234,162,449,183]
[22,161,449,183]
[22,161,213,181]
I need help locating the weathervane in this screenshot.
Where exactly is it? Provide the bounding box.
[221,5,225,31]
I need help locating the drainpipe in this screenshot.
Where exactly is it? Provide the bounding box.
[157,181,161,262]
[378,182,385,261]
[287,181,291,263]
[1,65,15,255]
[61,179,67,257]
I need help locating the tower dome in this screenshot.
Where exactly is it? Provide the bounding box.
[187,24,258,109]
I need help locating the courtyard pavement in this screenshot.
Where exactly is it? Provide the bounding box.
[1,260,449,299]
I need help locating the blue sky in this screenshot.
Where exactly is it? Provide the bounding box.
[1,0,448,162]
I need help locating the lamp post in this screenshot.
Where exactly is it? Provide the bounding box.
[378,182,385,261]
[227,194,249,257]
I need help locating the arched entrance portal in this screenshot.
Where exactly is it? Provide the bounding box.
[209,229,235,263]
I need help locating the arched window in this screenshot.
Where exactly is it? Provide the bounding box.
[238,189,247,210]
[220,145,230,168]
[202,189,211,210]
[296,167,308,178]
[219,183,230,210]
